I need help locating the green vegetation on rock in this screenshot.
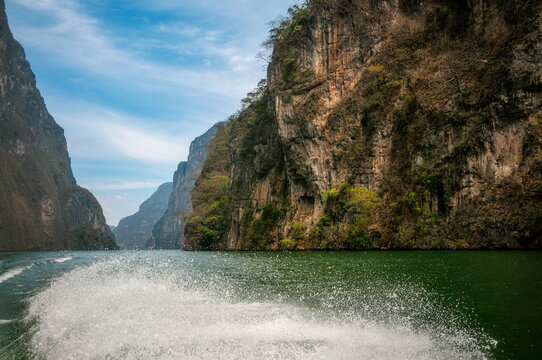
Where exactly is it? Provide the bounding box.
[184,124,231,250]
[312,185,382,249]
[184,0,542,251]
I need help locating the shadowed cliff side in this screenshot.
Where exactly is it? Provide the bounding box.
[114,182,172,249]
[147,123,224,249]
[0,0,116,251]
[185,0,542,250]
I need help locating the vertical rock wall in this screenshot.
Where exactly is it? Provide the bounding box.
[185,0,542,250]
[0,0,115,250]
[148,123,223,249]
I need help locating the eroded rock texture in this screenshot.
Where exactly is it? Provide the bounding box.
[0,1,115,250]
[185,0,542,250]
[148,123,223,249]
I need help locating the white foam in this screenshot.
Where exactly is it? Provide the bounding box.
[0,256,71,284]
[26,259,493,360]
[0,265,33,284]
[0,319,15,325]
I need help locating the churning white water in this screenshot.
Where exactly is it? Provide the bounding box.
[24,257,493,360]
[0,265,34,284]
[52,257,73,263]
[0,257,72,285]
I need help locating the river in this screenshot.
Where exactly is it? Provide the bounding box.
[0,251,540,359]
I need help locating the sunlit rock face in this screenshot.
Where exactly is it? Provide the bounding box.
[0,0,115,251]
[185,0,542,250]
[147,123,224,249]
[114,182,173,249]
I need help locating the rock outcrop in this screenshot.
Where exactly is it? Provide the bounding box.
[0,0,116,251]
[147,123,223,249]
[185,0,542,250]
[114,182,172,249]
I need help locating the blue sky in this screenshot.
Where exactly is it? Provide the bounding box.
[5,0,298,225]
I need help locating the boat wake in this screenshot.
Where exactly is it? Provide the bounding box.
[25,257,496,360]
[52,257,73,263]
[0,257,73,285]
[0,265,34,284]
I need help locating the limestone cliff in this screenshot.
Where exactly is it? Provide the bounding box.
[185,0,542,250]
[147,123,223,249]
[114,182,172,249]
[0,0,116,251]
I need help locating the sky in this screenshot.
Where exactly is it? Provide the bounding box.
[5,0,298,225]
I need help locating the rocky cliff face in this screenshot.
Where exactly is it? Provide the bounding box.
[147,123,223,249]
[185,0,542,250]
[0,1,116,251]
[114,182,172,249]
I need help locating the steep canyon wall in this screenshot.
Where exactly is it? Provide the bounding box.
[185,0,542,250]
[0,1,115,250]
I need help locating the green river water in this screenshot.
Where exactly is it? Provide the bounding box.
[0,251,540,359]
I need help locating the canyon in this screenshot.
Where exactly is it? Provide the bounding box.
[184,0,542,250]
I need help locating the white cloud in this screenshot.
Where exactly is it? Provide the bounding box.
[96,189,157,225]
[84,181,163,191]
[156,23,201,37]
[4,0,298,225]
[90,119,187,165]
[8,0,260,100]
[48,100,193,166]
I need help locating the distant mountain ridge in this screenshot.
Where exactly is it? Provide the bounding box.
[114,182,172,249]
[147,123,224,249]
[0,0,116,250]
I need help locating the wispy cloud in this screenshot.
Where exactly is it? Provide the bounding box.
[4,0,296,223]
[156,23,201,37]
[48,100,193,166]
[96,189,158,225]
[101,123,186,165]
[8,0,260,100]
[83,181,164,191]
